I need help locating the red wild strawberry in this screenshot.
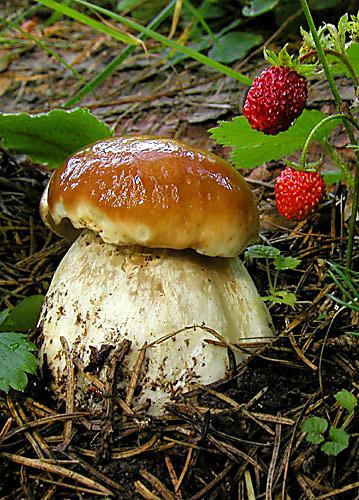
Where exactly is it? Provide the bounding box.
[243,66,308,135]
[274,167,325,220]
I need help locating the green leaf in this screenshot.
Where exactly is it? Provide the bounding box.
[273,256,301,270]
[321,427,350,456]
[301,416,328,435]
[117,0,141,11]
[329,43,359,78]
[0,295,44,333]
[311,0,338,10]
[335,390,357,414]
[322,169,346,186]
[262,291,297,308]
[245,245,281,259]
[69,0,253,85]
[0,108,113,168]
[338,13,349,47]
[208,31,263,63]
[345,42,359,76]
[36,0,139,46]
[209,110,337,169]
[0,332,38,393]
[0,309,9,327]
[242,0,279,17]
[306,432,326,445]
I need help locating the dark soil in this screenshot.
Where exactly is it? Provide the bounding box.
[0,3,358,499]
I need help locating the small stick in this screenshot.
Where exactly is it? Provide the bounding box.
[289,333,318,371]
[125,343,146,407]
[164,456,183,499]
[7,394,45,459]
[0,417,13,444]
[0,452,113,496]
[60,336,75,449]
[265,422,282,500]
[140,469,175,500]
[134,480,161,500]
[175,447,193,492]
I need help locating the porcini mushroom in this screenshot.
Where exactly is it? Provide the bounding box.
[38,136,273,414]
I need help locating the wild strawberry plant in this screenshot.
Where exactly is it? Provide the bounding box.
[210,3,359,270]
[245,245,301,307]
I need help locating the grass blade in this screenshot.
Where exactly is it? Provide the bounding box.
[72,0,252,85]
[37,0,140,46]
[64,0,177,107]
[327,261,359,312]
[1,17,87,85]
[328,262,358,298]
[329,295,359,312]
[183,0,220,47]
[327,270,355,303]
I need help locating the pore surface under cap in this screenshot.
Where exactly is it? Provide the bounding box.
[42,136,259,257]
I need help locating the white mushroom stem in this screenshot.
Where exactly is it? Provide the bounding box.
[39,231,273,415]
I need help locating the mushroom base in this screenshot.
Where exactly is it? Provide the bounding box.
[39,231,273,415]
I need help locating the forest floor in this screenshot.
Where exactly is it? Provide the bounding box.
[0,5,358,500]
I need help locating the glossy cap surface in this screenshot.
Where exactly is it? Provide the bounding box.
[40,136,259,257]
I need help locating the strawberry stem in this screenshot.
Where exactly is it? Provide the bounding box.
[300,114,359,170]
[299,0,359,271]
[299,48,359,89]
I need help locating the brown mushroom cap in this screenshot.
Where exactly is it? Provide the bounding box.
[40,136,259,257]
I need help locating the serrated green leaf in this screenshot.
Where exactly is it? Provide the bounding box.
[321,427,350,456]
[245,244,281,259]
[0,108,113,168]
[0,295,44,333]
[262,291,297,307]
[208,31,263,63]
[335,390,357,414]
[273,256,301,270]
[301,416,328,434]
[0,332,38,393]
[209,110,337,169]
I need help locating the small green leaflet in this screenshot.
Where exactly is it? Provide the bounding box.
[273,256,301,271]
[302,416,328,434]
[0,108,113,169]
[242,0,279,18]
[322,169,346,186]
[0,333,38,393]
[245,245,299,307]
[321,427,350,456]
[209,110,338,169]
[335,390,357,414]
[261,291,297,308]
[208,32,263,63]
[0,295,44,333]
[245,244,281,259]
[301,416,328,444]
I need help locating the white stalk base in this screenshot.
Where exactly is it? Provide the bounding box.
[39,231,273,415]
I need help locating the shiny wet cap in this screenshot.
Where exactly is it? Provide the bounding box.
[40,136,259,257]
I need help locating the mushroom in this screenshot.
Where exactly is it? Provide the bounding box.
[38,136,273,414]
